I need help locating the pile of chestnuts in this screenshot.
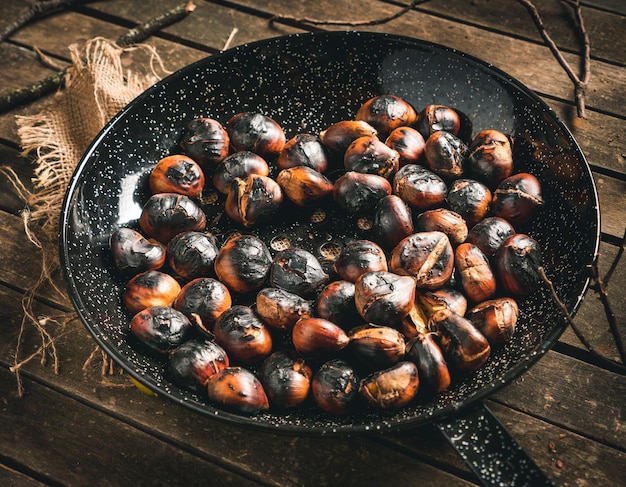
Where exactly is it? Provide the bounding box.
[110,94,545,416]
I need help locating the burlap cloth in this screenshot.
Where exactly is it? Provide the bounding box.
[7,37,168,393]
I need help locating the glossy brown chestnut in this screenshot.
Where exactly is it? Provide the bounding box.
[212,151,270,195]
[129,305,193,354]
[390,231,454,290]
[416,288,468,319]
[492,172,543,224]
[359,361,420,410]
[259,351,312,409]
[344,135,400,179]
[429,308,491,373]
[291,317,350,358]
[372,194,414,250]
[446,178,492,227]
[400,299,430,339]
[276,165,334,207]
[354,271,416,325]
[139,193,207,244]
[494,233,543,296]
[392,164,448,211]
[166,231,218,279]
[455,242,497,303]
[333,171,392,214]
[167,339,229,391]
[269,247,329,297]
[466,216,515,258]
[109,227,166,274]
[466,297,519,346]
[277,133,330,172]
[333,239,388,283]
[255,287,313,331]
[319,120,378,154]
[179,117,230,169]
[311,359,360,415]
[467,129,514,188]
[385,126,426,166]
[415,104,461,139]
[355,94,418,137]
[206,367,269,414]
[406,332,451,394]
[226,112,286,158]
[173,277,232,332]
[348,325,406,370]
[212,305,273,365]
[123,270,181,315]
[315,280,362,331]
[149,154,205,199]
[414,208,468,246]
[214,234,273,294]
[424,130,468,180]
[224,174,283,228]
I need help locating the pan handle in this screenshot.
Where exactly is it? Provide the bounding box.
[434,402,554,486]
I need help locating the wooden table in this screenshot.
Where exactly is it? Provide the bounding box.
[1,1,624,485]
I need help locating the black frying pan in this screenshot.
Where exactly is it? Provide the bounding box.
[59,31,600,485]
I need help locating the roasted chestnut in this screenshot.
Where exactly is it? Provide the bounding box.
[315,280,362,331]
[167,339,229,391]
[354,271,416,325]
[319,120,377,154]
[255,287,313,331]
[492,172,543,225]
[224,174,283,228]
[214,234,273,294]
[467,129,514,188]
[213,305,273,365]
[109,227,166,274]
[466,216,515,259]
[333,239,388,283]
[416,288,468,318]
[173,277,232,332]
[406,332,451,394]
[424,130,467,180]
[276,166,334,207]
[446,178,492,227]
[212,151,270,195]
[206,367,269,414]
[259,351,312,409]
[129,305,193,354]
[277,133,330,172]
[392,164,448,210]
[269,247,329,297]
[372,194,414,250]
[414,208,468,246]
[359,361,419,410]
[455,242,497,303]
[123,270,181,315]
[466,297,519,345]
[355,94,417,137]
[311,359,360,415]
[166,231,219,279]
[333,171,392,214]
[415,104,461,139]
[139,193,207,244]
[400,298,430,339]
[226,112,286,159]
[385,126,425,166]
[344,135,400,179]
[179,117,230,169]
[291,317,350,359]
[149,154,205,199]
[495,233,543,296]
[348,325,406,371]
[390,231,454,290]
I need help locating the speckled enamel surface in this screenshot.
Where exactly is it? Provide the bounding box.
[60,31,599,434]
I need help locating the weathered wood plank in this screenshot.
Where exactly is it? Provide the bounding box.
[0,464,46,487]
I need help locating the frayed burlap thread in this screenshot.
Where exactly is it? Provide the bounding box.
[5,37,167,394]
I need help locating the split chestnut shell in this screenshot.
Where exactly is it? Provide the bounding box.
[359,361,420,410]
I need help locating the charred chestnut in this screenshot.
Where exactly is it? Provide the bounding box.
[255,287,313,331]
[495,233,543,296]
[166,231,218,279]
[277,133,329,172]
[372,194,414,250]
[139,193,207,244]
[259,351,312,409]
[110,227,166,274]
[333,239,388,283]
[226,112,286,159]
[291,317,350,359]
[333,171,392,214]
[455,243,497,303]
[212,151,270,195]
[348,325,406,370]
[466,297,519,345]
[424,131,467,180]
[344,135,400,179]
[416,288,468,319]
[214,234,272,294]
[149,154,205,198]
[385,126,426,166]
[123,270,181,315]
[179,117,230,169]
[173,277,232,332]
[406,333,451,394]
[492,173,543,225]
[392,164,448,211]
[319,120,377,154]
[467,129,514,188]
[359,361,419,410]
[416,104,461,139]
[355,94,418,137]
[167,339,229,391]
[269,247,329,297]
[224,174,283,228]
[213,305,273,365]
[414,208,468,246]
[276,166,334,207]
[446,178,492,227]
[315,280,362,330]
[354,271,416,325]
[466,216,515,259]
[312,359,360,415]
[129,305,193,354]
[206,367,269,414]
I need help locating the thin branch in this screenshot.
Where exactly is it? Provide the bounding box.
[0,0,82,43]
